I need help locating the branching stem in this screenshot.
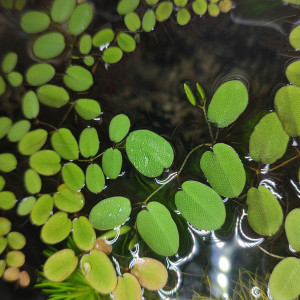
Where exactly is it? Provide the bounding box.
[268,153,300,172]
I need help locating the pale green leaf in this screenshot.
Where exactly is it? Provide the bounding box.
[37,84,69,108]
[63,65,93,92]
[0,191,16,210]
[102,148,122,179]
[75,99,101,120]
[16,196,36,216]
[117,33,136,53]
[6,71,23,87]
[22,90,39,119]
[286,60,300,86]
[155,2,173,22]
[79,127,99,158]
[0,217,11,235]
[0,153,17,173]
[1,52,17,73]
[85,164,105,193]
[285,208,300,252]
[68,3,93,36]
[109,114,130,142]
[24,169,42,194]
[174,0,187,6]
[176,8,190,26]
[208,3,219,17]
[51,0,76,23]
[183,83,196,106]
[124,12,141,32]
[117,0,140,15]
[102,47,123,64]
[113,273,142,299]
[145,0,159,4]
[62,162,85,191]
[25,63,55,86]
[0,117,12,139]
[6,251,25,267]
[7,232,26,250]
[142,9,156,32]
[20,11,50,33]
[18,129,48,155]
[14,0,26,10]
[79,34,92,55]
[7,120,31,142]
[0,176,5,191]
[92,28,114,48]
[30,194,53,226]
[289,25,300,50]
[83,55,94,66]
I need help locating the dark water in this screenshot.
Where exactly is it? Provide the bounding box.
[0,0,300,299]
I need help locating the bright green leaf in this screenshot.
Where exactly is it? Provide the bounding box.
[63,65,93,92]
[20,11,50,33]
[85,164,105,193]
[16,196,36,216]
[145,0,159,4]
[0,237,7,255]
[7,232,26,250]
[62,162,85,191]
[177,8,190,25]
[25,63,55,86]
[200,143,246,198]
[109,114,130,142]
[30,194,53,226]
[286,61,300,86]
[75,99,101,120]
[37,84,69,108]
[79,127,99,158]
[142,9,156,32]
[285,208,300,252]
[0,191,16,210]
[113,273,142,299]
[208,3,219,17]
[175,181,226,230]
[83,55,94,66]
[51,0,76,23]
[102,148,122,179]
[126,130,174,178]
[68,3,93,36]
[0,217,11,235]
[0,117,12,139]
[174,0,188,6]
[24,169,42,194]
[155,2,173,22]
[117,33,136,53]
[6,251,25,268]
[289,25,300,50]
[89,196,131,230]
[92,28,114,48]
[0,176,5,191]
[18,129,48,155]
[79,34,92,54]
[0,153,17,173]
[22,90,39,119]
[124,12,141,32]
[249,112,289,164]
[102,47,123,64]
[183,83,196,106]
[117,0,140,15]
[6,71,23,87]
[7,120,31,142]
[1,52,17,73]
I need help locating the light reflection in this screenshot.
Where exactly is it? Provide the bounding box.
[219,256,230,272]
[112,256,122,277]
[105,226,120,245]
[155,171,177,185]
[217,273,228,288]
[290,179,300,198]
[259,179,282,199]
[251,286,261,298]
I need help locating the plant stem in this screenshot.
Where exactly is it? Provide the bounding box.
[268,153,300,172]
[35,120,58,131]
[258,245,285,259]
[199,105,214,143]
[57,102,75,129]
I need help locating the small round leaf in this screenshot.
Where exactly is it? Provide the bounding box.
[25,63,55,86]
[142,9,156,32]
[0,153,17,173]
[192,0,207,15]
[117,33,136,53]
[79,127,99,158]
[1,52,17,73]
[0,117,12,139]
[0,217,11,236]
[63,65,93,92]
[7,120,31,142]
[177,8,191,26]
[75,99,101,120]
[86,164,105,194]
[92,28,114,48]
[79,34,92,55]
[16,196,36,216]
[124,12,141,32]
[117,0,140,15]
[112,273,142,300]
[24,169,42,194]
[102,47,123,64]
[6,71,23,87]
[109,114,130,143]
[0,191,16,210]
[290,25,300,50]
[22,91,39,119]
[155,2,173,22]
[102,148,122,179]
[6,251,25,268]
[285,208,300,252]
[62,163,85,191]
[7,232,26,250]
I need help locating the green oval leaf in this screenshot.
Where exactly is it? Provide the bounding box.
[177,8,191,26]
[68,3,93,36]
[124,12,141,32]
[20,11,50,33]
[131,258,168,291]
[6,251,25,268]
[79,34,92,54]
[208,3,219,17]
[142,9,156,32]
[249,112,289,164]
[286,61,300,86]
[0,191,16,210]
[0,117,12,139]
[0,237,7,255]
[117,0,140,15]
[136,201,179,256]
[7,232,26,250]
[22,90,39,119]
[92,28,114,48]
[16,196,36,216]
[62,163,84,191]
[102,47,123,64]
[18,129,48,155]
[51,128,79,160]
[200,143,246,198]
[175,181,226,230]
[155,1,173,22]
[79,127,99,158]
[274,85,300,137]
[0,175,5,191]
[51,0,76,23]
[290,25,300,50]
[54,184,85,213]
[89,196,131,230]
[183,83,196,106]
[1,52,17,73]
[192,0,207,15]
[44,249,78,282]
[269,257,300,300]
[219,0,232,13]
[80,250,117,293]
[0,260,5,277]
[117,33,136,53]
[29,150,61,176]
[207,80,248,128]
[30,194,53,226]
[109,114,130,143]
[86,164,105,194]
[0,75,6,96]
[126,129,174,178]
[75,99,101,120]
[25,63,55,86]
[63,65,93,92]
[7,71,23,87]
[24,169,42,194]
[37,84,69,108]
[7,120,31,142]
[247,185,283,236]
[174,0,187,6]
[285,208,300,252]
[102,148,122,179]
[33,32,65,59]
[72,216,96,251]
[112,273,142,299]
[0,153,17,173]
[0,217,11,235]
[41,212,72,244]
[83,55,94,67]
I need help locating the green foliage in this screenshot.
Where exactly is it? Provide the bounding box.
[208,3,220,17]
[117,33,136,53]
[274,85,300,137]
[192,0,207,15]
[18,129,47,155]
[124,12,141,31]
[0,191,16,210]
[102,47,123,64]
[146,0,159,4]
[51,0,76,23]
[7,232,26,250]
[175,0,188,7]
[0,117,12,139]
[1,52,17,73]
[0,175,5,191]
[112,273,142,299]
[79,34,92,55]
[0,237,7,255]
[22,91,39,119]
[85,164,105,193]
[200,143,246,198]
[75,99,101,120]
[37,84,69,108]
[285,208,300,251]
[137,201,179,256]
[289,25,300,50]
[184,83,197,106]
[30,194,54,226]
[33,32,66,59]
[102,148,122,179]
[249,112,289,164]
[25,63,55,86]
[80,250,117,294]
[0,153,17,172]
[109,114,130,143]
[269,257,300,300]
[7,120,31,142]
[63,65,93,92]
[6,250,25,267]
[92,28,115,48]
[285,60,300,86]
[89,196,131,230]
[62,163,85,191]
[142,9,156,32]
[126,129,174,177]
[177,8,191,26]
[6,71,23,87]
[41,212,72,245]
[207,80,248,128]
[43,249,78,282]
[20,11,50,33]
[0,217,11,236]
[16,196,36,216]
[83,55,95,66]
[0,76,6,96]
[68,3,93,36]
[117,0,140,15]
[72,216,96,251]
[155,1,173,22]
[175,180,226,230]
[246,185,283,236]
[79,127,99,158]
[24,169,42,194]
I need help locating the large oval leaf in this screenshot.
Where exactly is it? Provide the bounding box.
[0,117,12,139]
[54,184,84,213]
[85,164,105,193]
[80,250,117,293]
[269,257,300,300]
[7,120,31,142]
[274,85,300,137]
[79,127,99,158]
[44,249,78,282]
[109,114,130,143]
[30,194,53,226]
[33,32,65,59]
[249,112,289,164]
[22,91,39,119]
[207,80,248,128]
[246,185,283,236]
[63,65,93,92]
[29,150,61,176]
[68,3,93,36]
[51,128,79,160]
[37,84,69,108]
[41,212,72,244]
[72,216,96,251]
[75,99,101,120]
[102,148,122,179]
[24,169,42,194]
[126,130,174,177]
[20,11,50,33]
[25,63,55,86]
[175,181,226,230]
[200,143,246,198]
[62,163,84,191]
[136,201,179,256]
[142,9,156,32]
[51,0,76,23]
[89,196,131,230]
[0,153,17,173]
[18,129,48,155]
[0,191,16,210]
[285,208,300,252]
[112,273,142,300]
